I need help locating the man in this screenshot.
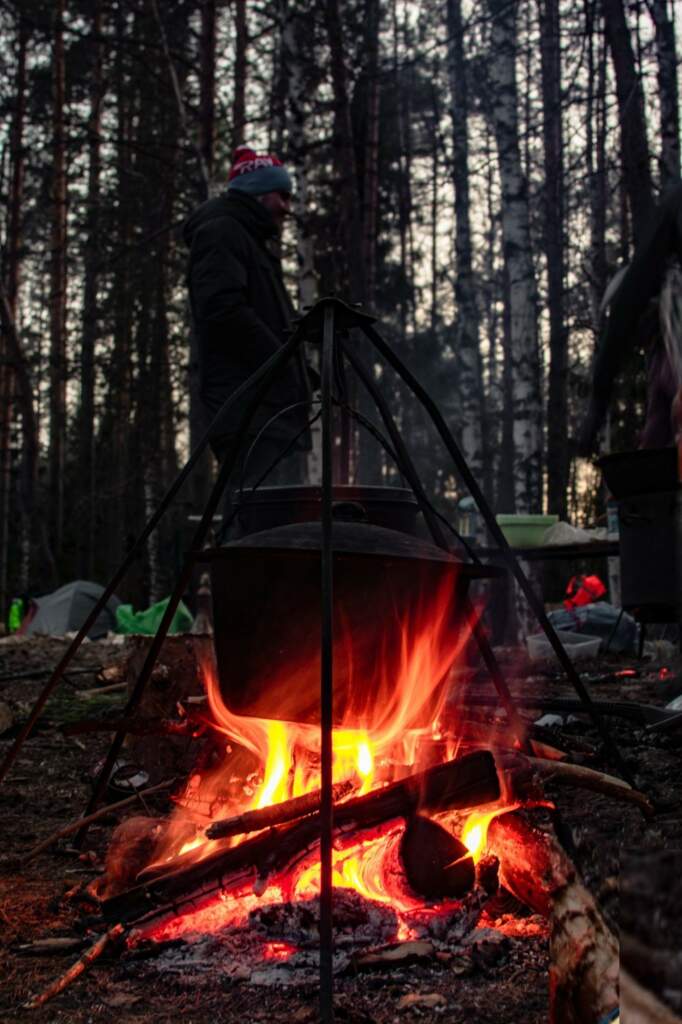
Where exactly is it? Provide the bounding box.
[579,184,682,456]
[185,145,312,536]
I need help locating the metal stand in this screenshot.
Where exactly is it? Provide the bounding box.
[0,296,633,1024]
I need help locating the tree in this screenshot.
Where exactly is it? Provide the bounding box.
[486,0,542,512]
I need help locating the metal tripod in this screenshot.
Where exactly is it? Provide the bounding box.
[0,296,632,1024]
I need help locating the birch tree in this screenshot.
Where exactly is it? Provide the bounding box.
[486,0,542,513]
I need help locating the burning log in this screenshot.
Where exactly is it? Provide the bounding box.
[205,779,357,839]
[399,816,474,899]
[487,812,618,1024]
[103,749,501,925]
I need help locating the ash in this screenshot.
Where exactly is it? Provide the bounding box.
[123,886,494,987]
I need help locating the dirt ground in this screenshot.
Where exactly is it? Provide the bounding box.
[0,633,680,1023]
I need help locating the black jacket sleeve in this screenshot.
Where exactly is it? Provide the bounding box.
[189,216,283,370]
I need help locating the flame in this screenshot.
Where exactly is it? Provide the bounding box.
[461,806,520,863]
[142,570,526,947]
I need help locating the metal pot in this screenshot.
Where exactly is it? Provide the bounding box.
[197,521,501,727]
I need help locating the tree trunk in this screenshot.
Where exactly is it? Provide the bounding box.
[324,0,364,303]
[586,0,608,329]
[79,2,103,580]
[539,0,568,520]
[602,0,654,245]
[0,12,28,617]
[486,0,542,513]
[232,0,247,149]
[361,0,381,311]
[199,0,216,185]
[447,0,485,498]
[48,0,68,571]
[649,0,680,190]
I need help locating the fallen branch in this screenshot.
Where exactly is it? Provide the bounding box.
[205,779,357,839]
[24,779,176,864]
[529,757,654,816]
[104,749,502,924]
[621,966,682,1024]
[24,923,125,1009]
[75,681,127,698]
[487,812,618,1024]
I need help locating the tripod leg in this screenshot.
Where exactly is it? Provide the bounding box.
[75,333,308,844]
[319,303,335,1024]
[360,323,633,785]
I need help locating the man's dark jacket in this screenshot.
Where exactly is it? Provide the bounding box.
[184,190,311,450]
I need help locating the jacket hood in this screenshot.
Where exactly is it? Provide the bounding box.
[183,191,277,247]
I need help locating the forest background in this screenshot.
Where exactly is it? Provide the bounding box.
[0,0,678,613]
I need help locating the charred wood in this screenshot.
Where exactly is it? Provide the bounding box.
[205,779,357,839]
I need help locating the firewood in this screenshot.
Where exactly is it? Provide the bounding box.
[24,778,175,864]
[529,757,654,816]
[621,967,682,1024]
[205,778,357,839]
[103,749,501,925]
[487,812,618,1024]
[24,923,125,1009]
[399,816,474,899]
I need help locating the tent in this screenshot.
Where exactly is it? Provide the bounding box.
[25,580,121,640]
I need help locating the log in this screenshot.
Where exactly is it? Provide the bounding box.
[103,749,501,924]
[487,812,618,1024]
[205,779,357,839]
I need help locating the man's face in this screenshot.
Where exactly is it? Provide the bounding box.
[258,190,291,232]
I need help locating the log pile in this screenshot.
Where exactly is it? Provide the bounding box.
[102,749,504,924]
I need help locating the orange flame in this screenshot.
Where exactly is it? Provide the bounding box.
[143,570,522,940]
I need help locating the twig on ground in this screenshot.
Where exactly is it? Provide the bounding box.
[23,922,125,1009]
[24,779,175,863]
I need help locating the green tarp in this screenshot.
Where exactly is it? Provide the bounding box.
[115,597,193,636]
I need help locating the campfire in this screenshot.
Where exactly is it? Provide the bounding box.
[96,567,526,955]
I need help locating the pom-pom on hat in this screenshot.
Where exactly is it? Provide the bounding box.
[227,145,292,196]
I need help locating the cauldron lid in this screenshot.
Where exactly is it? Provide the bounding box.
[198,521,502,577]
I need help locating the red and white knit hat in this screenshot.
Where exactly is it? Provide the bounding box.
[227,146,292,196]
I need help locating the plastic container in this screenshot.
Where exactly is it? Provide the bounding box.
[495,513,559,547]
[526,628,602,663]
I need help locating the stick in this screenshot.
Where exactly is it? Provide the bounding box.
[529,757,654,816]
[75,681,128,698]
[206,779,357,839]
[24,923,125,1009]
[25,779,175,863]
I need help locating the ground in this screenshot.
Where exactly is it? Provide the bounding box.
[0,633,680,1022]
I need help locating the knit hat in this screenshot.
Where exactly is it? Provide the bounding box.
[227,145,292,196]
